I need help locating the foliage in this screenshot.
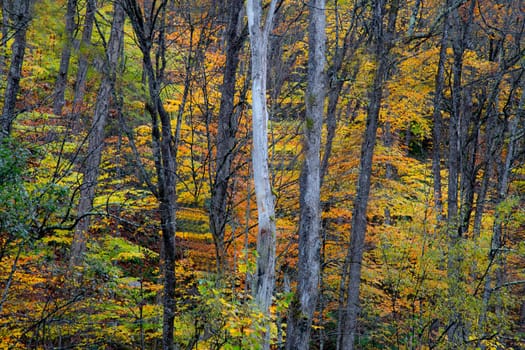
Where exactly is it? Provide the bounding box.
[0,0,524,349]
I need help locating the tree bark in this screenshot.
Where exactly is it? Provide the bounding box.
[72,0,97,115]
[446,0,474,344]
[69,0,125,268]
[431,12,448,221]
[478,81,524,343]
[0,0,11,73]
[323,7,365,349]
[285,0,325,348]
[340,1,398,348]
[0,0,33,140]
[320,3,362,184]
[52,0,78,116]
[472,41,510,238]
[246,0,278,348]
[209,0,245,273]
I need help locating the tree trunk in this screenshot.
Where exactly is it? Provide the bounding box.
[431,12,448,221]
[209,0,244,273]
[0,0,32,140]
[478,82,523,342]
[69,0,125,268]
[472,45,507,238]
[122,1,177,349]
[0,0,10,73]
[52,0,78,116]
[341,1,398,348]
[324,8,364,349]
[446,0,475,343]
[458,86,480,238]
[72,0,97,115]
[246,0,278,348]
[320,3,362,184]
[285,0,325,348]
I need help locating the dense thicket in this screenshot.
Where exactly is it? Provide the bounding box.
[0,0,524,349]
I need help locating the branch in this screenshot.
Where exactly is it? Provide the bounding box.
[493,280,525,291]
[0,245,22,314]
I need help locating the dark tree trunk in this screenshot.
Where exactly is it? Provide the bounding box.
[0,0,32,140]
[479,79,524,343]
[318,4,363,350]
[70,1,125,268]
[446,15,463,348]
[320,4,362,184]
[446,0,475,344]
[340,1,398,349]
[285,0,325,348]
[72,0,97,115]
[209,0,244,273]
[321,7,365,349]
[473,48,507,237]
[122,1,177,349]
[52,0,78,116]
[431,13,448,221]
[458,84,481,238]
[0,0,10,72]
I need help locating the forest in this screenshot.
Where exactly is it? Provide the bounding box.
[0,0,524,349]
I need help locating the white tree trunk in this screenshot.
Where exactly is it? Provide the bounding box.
[286,0,326,348]
[246,0,277,348]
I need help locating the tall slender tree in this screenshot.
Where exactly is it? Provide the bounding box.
[0,0,9,72]
[52,0,78,116]
[478,81,524,345]
[286,0,325,348]
[340,1,398,348]
[69,0,125,268]
[246,0,278,347]
[122,1,177,348]
[71,0,97,115]
[446,0,475,344]
[430,3,448,222]
[0,0,33,140]
[209,0,245,272]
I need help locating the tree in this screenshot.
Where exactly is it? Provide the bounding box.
[69,0,125,268]
[0,0,33,140]
[122,1,177,348]
[340,0,398,348]
[246,0,278,347]
[1,0,10,71]
[209,0,245,273]
[285,0,325,348]
[478,82,524,346]
[52,0,78,116]
[430,2,448,222]
[446,0,475,344]
[71,0,97,116]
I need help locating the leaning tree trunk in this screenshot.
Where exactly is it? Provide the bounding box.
[209,0,245,273]
[340,1,398,349]
[246,0,278,348]
[285,0,325,348]
[122,1,177,349]
[69,0,125,268]
[52,0,78,116]
[0,0,33,140]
